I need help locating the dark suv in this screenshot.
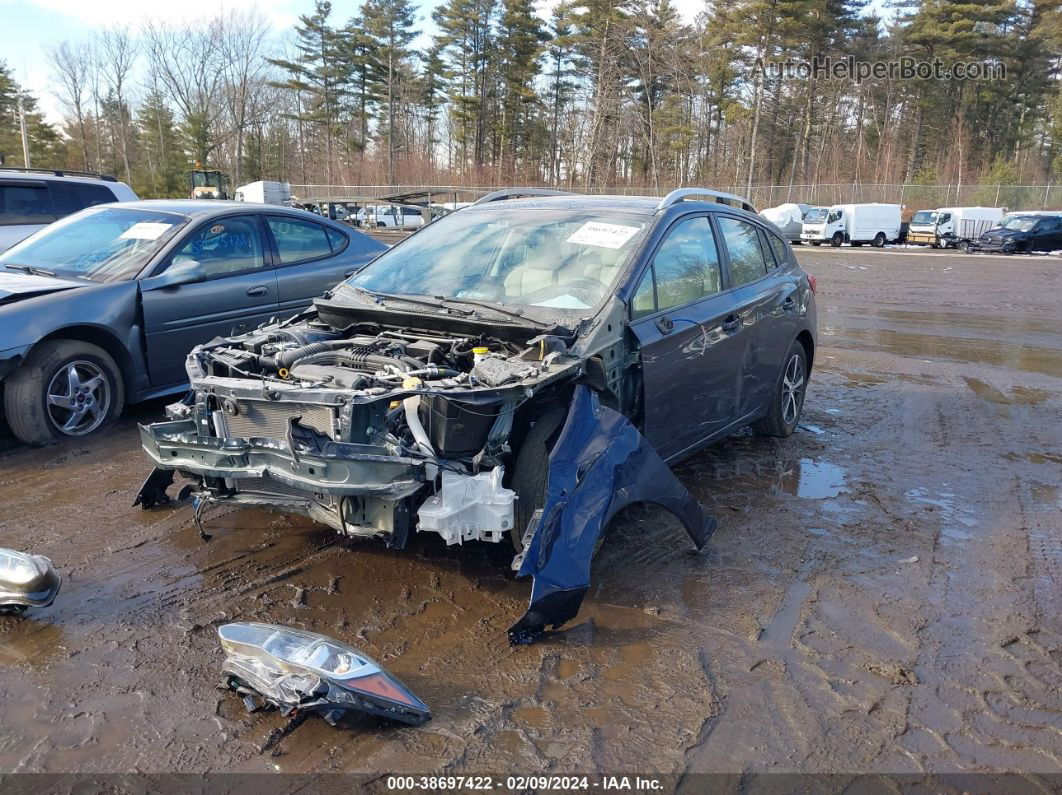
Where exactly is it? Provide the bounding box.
[0,168,138,252]
[136,188,818,642]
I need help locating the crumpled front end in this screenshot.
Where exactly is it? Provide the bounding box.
[136,320,578,548]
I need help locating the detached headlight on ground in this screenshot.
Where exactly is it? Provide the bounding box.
[0,548,62,613]
[218,622,430,726]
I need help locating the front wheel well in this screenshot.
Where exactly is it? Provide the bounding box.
[33,327,135,400]
[796,330,815,374]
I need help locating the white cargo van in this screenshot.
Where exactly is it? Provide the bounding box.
[801,203,901,247]
[233,180,291,206]
[907,206,1003,250]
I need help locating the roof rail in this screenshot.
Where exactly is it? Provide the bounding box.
[0,167,119,183]
[657,188,756,213]
[470,188,576,206]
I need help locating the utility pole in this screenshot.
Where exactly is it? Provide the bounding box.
[17,93,31,168]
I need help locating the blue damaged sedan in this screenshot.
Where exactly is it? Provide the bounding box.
[0,200,386,445]
[133,188,818,644]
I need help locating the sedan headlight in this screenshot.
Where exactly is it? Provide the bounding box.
[218,622,430,726]
[0,549,62,612]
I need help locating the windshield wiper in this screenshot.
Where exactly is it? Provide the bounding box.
[435,296,552,328]
[352,286,473,316]
[4,264,57,278]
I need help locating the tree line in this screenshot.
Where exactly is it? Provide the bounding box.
[1,0,1061,199]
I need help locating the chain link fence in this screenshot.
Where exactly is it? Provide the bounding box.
[289,183,1062,212]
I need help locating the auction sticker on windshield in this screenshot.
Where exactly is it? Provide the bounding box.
[119,222,174,241]
[566,221,641,249]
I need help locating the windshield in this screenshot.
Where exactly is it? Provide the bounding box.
[911,211,938,225]
[0,207,187,283]
[803,208,828,223]
[344,208,650,314]
[1000,216,1037,232]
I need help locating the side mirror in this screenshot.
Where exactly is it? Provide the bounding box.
[151,260,205,289]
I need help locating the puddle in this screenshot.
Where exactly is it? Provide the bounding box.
[904,488,980,543]
[963,377,1049,406]
[1030,483,1061,508]
[781,458,847,499]
[834,327,1062,377]
[0,620,66,667]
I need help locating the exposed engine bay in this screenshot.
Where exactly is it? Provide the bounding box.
[139,316,580,544]
[136,310,714,643]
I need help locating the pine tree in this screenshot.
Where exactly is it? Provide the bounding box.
[495,0,547,176]
[269,1,351,181]
[361,0,419,182]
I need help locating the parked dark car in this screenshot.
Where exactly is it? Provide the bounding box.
[974,213,1062,253]
[0,200,386,445]
[136,188,817,642]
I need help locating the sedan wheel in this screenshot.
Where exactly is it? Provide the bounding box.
[780,354,806,426]
[3,340,125,446]
[46,360,111,436]
[753,340,808,438]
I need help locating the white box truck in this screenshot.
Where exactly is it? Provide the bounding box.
[907,206,1003,251]
[801,203,901,247]
[233,180,292,206]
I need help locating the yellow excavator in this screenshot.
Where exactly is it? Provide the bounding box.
[189,162,229,200]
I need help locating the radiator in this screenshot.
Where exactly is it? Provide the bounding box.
[222,399,334,440]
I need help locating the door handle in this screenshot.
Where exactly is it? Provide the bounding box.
[246,285,269,297]
[721,315,741,333]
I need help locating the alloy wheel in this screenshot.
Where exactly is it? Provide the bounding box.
[781,354,805,425]
[46,360,111,436]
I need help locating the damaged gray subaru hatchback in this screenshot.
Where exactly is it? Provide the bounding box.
[136,188,817,643]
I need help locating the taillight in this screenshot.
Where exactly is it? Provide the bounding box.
[808,274,817,293]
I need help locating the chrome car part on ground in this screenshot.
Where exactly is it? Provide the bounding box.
[0,549,62,613]
[137,189,817,644]
[218,622,430,726]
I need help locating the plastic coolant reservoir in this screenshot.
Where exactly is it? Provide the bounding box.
[417,466,516,545]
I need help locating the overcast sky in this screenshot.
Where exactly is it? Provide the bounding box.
[2,0,710,125]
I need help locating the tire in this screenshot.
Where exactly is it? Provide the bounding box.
[753,340,808,438]
[957,240,970,253]
[871,232,885,247]
[830,232,843,247]
[509,409,566,551]
[4,340,125,446]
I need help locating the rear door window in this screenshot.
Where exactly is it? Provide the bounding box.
[267,217,333,264]
[0,181,56,225]
[718,216,771,286]
[49,182,118,216]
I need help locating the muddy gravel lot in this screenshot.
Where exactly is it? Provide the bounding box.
[0,247,1058,783]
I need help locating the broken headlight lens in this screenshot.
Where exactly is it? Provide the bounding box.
[218,622,430,726]
[0,549,62,611]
